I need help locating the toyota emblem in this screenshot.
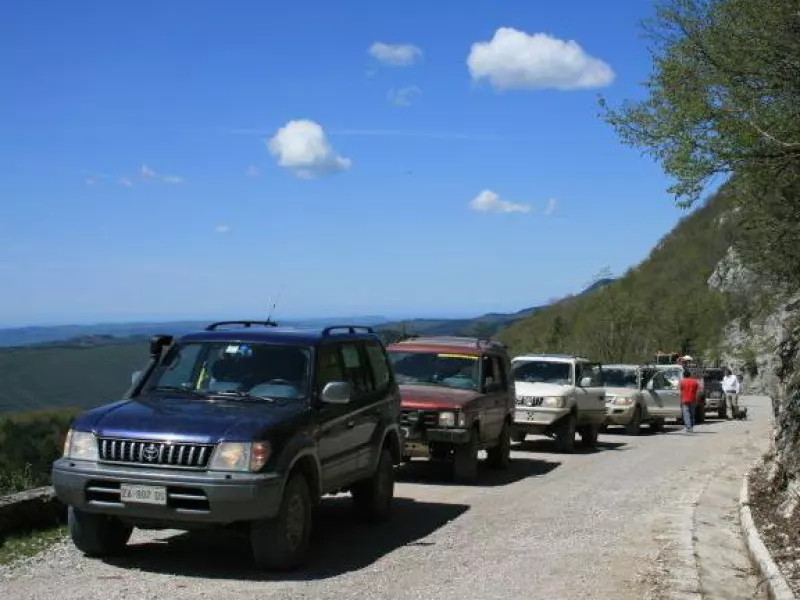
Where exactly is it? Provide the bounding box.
[142,444,159,462]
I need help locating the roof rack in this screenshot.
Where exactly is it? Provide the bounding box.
[321,325,376,336]
[396,335,507,350]
[205,320,279,331]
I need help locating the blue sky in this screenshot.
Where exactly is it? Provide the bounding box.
[0,0,696,327]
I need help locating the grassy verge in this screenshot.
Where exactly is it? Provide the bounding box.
[0,525,68,566]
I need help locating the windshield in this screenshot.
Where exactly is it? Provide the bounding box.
[145,341,311,401]
[602,367,639,389]
[388,351,479,390]
[511,360,572,385]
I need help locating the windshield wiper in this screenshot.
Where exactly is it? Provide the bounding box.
[210,390,276,403]
[151,386,209,398]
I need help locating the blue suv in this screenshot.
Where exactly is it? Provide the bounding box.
[52,321,403,570]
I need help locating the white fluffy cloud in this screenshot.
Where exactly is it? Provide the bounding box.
[469,189,532,214]
[387,85,422,107]
[139,164,183,184]
[268,119,352,179]
[467,27,615,91]
[544,197,558,216]
[368,42,423,66]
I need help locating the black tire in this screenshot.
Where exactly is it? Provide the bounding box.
[578,423,600,448]
[512,431,526,444]
[695,403,706,424]
[453,428,479,483]
[250,473,312,571]
[625,406,643,436]
[68,506,132,557]
[486,421,511,470]
[554,413,576,453]
[351,446,395,522]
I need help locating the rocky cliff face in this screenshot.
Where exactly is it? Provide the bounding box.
[710,246,785,394]
[711,245,800,521]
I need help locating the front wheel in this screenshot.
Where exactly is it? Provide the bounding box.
[554,413,577,453]
[625,406,643,436]
[251,473,312,571]
[578,422,600,448]
[486,422,511,470]
[453,428,479,483]
[351,446,395,522]
[68,507,132,557]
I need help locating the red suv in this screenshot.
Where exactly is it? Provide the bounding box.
[385,336,515,483]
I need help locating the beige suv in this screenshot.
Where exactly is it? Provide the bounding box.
[510,354,606,452]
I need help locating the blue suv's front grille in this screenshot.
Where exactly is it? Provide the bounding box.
[98,437,215,469]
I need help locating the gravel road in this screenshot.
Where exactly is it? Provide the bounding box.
[1,396,771,600]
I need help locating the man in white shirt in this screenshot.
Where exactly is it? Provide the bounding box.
[722,368,741,418]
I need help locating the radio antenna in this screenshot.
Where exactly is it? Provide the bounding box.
[266,288,282,325]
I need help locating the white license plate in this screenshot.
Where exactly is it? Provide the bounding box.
[515,410,535,421]
[120,484,167,505]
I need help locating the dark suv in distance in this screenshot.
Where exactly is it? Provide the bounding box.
[700,367,726,418]
[52,321,402,571]
[385,336,515,483]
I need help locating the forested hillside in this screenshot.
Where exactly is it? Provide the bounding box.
[499,185,738,362]
[0,341,148,414]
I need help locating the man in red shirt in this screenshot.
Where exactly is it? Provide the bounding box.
[679,368,700,433]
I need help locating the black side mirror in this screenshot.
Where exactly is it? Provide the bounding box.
[149,334,173,358]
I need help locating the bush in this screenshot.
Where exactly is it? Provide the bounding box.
[0,409,78,495]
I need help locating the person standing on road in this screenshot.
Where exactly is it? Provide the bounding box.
[722,368,741,419]
[679,368,700,433]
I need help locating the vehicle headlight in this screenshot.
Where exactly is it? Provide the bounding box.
[542,396,566,408]
[208,441,271,472]
[63,429,99,461]
[438,411,456,427]
[612,397,635,406]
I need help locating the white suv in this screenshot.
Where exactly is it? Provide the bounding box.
[510,354,607,452]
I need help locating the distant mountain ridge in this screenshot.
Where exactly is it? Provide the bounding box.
[0,279,616,349]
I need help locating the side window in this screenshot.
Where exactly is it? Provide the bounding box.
[663,370,680,390]
[491,356,508,391]
[364,341,392,392]
[482,355,494,387]
[576,362,586,385]
[340,343,371,399]
[577,363,602,386]
[651,372,665,390]
[315,344,344,394]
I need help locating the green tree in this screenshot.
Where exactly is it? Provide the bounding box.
[598,0,800,288]
[597,0,800,515]
[599,0,800,206]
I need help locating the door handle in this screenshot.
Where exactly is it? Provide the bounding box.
[346,419,355,428]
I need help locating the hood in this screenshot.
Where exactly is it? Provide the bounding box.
[513,381,571,397]
[399,384,480,409]
[72,393,306,443]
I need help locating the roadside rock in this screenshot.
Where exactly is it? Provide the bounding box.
[0,487,65,543]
